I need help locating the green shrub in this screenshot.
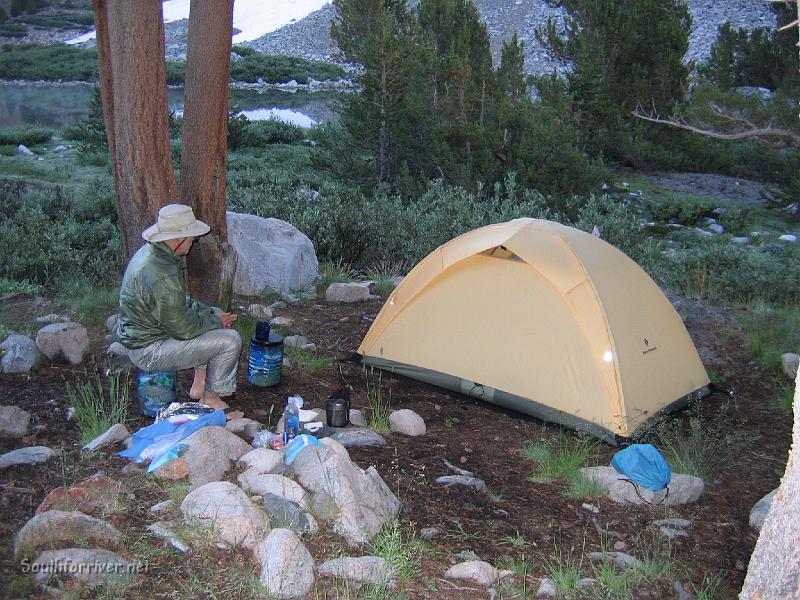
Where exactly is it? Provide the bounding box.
[0,144,16,156]
[0,124,53,146]
[0,43,98,81]
[0,22,26,37]
[0,183,121,287]
[521,432,597,484]
[240,119,305,147]
[14,11,94,30]
[652,238,800,304]
[229,53,345,84]
[165,60,185,84]
[700,2,800,96]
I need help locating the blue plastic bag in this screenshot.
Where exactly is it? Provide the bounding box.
[610,444,671,491]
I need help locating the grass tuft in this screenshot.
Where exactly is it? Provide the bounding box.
[370,519,423,581]
[521,432,597,486]
[364,366,391,432]
[68,370,131,444]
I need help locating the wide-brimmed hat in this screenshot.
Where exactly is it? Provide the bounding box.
[142,204,210,242]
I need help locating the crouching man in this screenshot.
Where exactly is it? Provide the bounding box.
[117,204,241,410]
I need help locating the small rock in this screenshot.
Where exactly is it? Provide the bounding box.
[781,353,799,380]
[0,446,56,470]
[17,144,33,155]
[84,423,131,452]
[147,521,189,553]
[651,518,692,528]
[35,321,89,365]
[34,313,66,323]
[348,409,365,427]
[613,541,627,551]
[537,577,558,597]
[421,527,440,541]
[300,342,317,352]
[586,551,643,570]
[436,475,487,492]
[581,503,600,514]
[325,282,372,303]
[731,236,751,245]
[282,356,292,368]
[580,577,598,588]
[708,223,724,234]
[254,528,315,599]
[658,526,689,540]
[778,234,797,242]
[0,334,40,373]
[105,314,119,333]
[283,335,308,348]
[749,489,777,532]
[238,472,310,509]
[389,409,426,436]
[444,560,511,586]
[270,316,293,327]
[580,466,704,505]
[149,499,175,514]
[0,405,31,439]
[269,300,288,311]
[390,276,404,288]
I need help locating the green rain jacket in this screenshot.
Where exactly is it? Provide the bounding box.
[117,242,222,350]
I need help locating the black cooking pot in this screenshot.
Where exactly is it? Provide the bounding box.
[325,396,350,427]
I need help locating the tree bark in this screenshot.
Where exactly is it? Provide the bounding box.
[93,0,178,261]
[181,0,236,307]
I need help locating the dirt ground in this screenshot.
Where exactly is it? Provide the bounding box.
[0,292,793,599]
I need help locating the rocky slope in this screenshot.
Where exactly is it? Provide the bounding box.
[241,0,776,75]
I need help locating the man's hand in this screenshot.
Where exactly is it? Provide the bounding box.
[217,312,237,328]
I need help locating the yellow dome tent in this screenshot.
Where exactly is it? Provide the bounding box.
[357,218,709,442]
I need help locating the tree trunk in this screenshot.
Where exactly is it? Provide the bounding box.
[740,366,800,598]
[181,0,235,307]
[93,0,178,262]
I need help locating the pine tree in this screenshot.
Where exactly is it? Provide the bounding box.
[545,0,691,158]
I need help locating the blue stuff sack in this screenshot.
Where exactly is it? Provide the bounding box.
[610,444,671,492]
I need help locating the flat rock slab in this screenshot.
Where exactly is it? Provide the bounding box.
[325,282,372,303]
[0,405,31,438]
[263,493,318,534]
[14,510,121,560]
[0,446,55,470]
[579,466,704,506]
[317,556,396,588]
[782,353,799,380]
[330,428,386,448]
[30,548,142,589]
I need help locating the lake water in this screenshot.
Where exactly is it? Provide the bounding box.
[0,82,338,129]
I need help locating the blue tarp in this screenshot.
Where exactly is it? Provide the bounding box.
[119,409,226,463]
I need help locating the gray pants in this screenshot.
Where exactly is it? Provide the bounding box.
[127,329,242,394]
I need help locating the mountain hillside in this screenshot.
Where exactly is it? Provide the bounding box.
[243,0,776,76]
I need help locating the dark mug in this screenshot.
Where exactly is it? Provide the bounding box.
[325,397,350,427]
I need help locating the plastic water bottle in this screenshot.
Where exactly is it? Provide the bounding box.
[283,395,304,442]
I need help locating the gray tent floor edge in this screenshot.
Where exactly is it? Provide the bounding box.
[360,355,711,446]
